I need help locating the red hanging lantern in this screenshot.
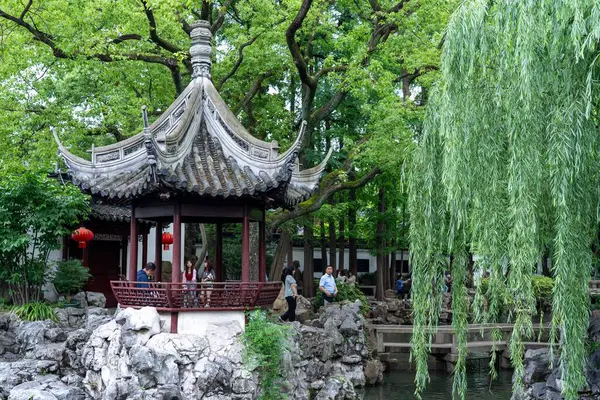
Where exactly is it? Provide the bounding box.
[162,232,174,250]
[72,227,94,249]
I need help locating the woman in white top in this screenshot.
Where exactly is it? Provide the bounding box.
[279,265,297,322]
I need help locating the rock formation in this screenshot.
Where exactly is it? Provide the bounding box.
[0,297,373,399]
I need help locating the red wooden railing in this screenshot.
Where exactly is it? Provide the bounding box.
[110,281,282,311]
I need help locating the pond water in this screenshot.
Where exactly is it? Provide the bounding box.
[361,370,513,400]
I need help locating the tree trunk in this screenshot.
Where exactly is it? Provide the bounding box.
[287,236,294,268]
[389,249,397,290]
[328,218,336,272]
[269,230,291,282]
[376,187,386,300]
[184,222,198,263]
[338,217,345,274]
[320,220,327,272]
[349,183,357,276]
[303,223,315,297]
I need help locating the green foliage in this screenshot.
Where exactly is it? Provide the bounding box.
[11,302,57,322]
[531,276,553,300]
[479,275,553,305]
[241,310,290,400]
[0,173,89,305]
[311,281,369,315]
[52,260,92,298]
[410,1,600,398]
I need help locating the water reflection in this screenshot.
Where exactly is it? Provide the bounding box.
[361,370,513,400]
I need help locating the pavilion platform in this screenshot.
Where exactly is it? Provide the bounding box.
[111,281,281,334]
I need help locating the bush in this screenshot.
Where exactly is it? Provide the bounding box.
[311,281,369,315]
[53,259,92,299]
[479,275,553,302]
[241,310,290,400]
[12,302,57,322]
[532,275,553,300]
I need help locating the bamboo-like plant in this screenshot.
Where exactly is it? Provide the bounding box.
[409,1,600,399]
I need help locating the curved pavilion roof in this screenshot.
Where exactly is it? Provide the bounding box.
[55,21,331,209]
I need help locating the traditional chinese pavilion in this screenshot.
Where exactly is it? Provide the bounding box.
[54,21,330,333]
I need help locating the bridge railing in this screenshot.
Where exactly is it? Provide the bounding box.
[371,323,552,354]
[110,281,282,312]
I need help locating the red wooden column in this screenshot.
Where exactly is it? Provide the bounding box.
[215,222,223,282]
[258,208,266,282]
[154,222,162,282]
[171,206,182,334]
[172,206,182,284]
[128,206,138,282]
[141,227,148,267]
[241,205,250,282]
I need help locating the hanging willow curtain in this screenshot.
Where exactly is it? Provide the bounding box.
[409,1,600,399]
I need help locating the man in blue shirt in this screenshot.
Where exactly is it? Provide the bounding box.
[319,265,338,306]
[136,262,156,288]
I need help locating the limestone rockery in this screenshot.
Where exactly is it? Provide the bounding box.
[0,297,377,400]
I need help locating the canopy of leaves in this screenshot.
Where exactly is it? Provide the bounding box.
[0,172,89,304]
[410,1,600,398]
[0,0,456,230]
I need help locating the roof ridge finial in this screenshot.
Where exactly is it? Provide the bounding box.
[190,20,212,79]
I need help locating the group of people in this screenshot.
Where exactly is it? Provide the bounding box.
[135,258,216,308]
[279,263,339,323]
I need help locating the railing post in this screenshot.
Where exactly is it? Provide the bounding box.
[377,328,385,353]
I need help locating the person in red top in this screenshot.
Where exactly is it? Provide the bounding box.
[182,259,198,308]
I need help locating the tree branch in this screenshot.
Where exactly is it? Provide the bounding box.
[112,34,143,44]
[211,0,234,34]
[140,0,183,54]
[314,65,348,81]
[269,167,381,229]
[310,90,346,125]
[285,0,317,90]
[215,34,259,90]
[19,0,33,20]
[232,71,275,114]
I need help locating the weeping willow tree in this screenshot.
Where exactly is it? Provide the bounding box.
[409,1,600,399]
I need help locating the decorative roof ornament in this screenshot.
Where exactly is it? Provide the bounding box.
[190,20,212,79]
[142,106,158,183]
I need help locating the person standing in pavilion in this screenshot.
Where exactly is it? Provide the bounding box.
[199,259,215,307]
[182,259,198,307]
[136,262,156,288]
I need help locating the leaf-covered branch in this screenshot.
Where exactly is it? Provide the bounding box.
[269,167,381,229]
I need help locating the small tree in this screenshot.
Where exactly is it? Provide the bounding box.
[53,259,92,301]
[0,173,89,304]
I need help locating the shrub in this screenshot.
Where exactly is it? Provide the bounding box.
[241,310,290,400]
[311,281,369,315]
[53,259,92,299]
[532,275,553,300]
[0,173,89,305]
[12,302,57,322]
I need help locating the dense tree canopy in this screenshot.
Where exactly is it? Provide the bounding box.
[410,1,600,399]
[0,0,457,297]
